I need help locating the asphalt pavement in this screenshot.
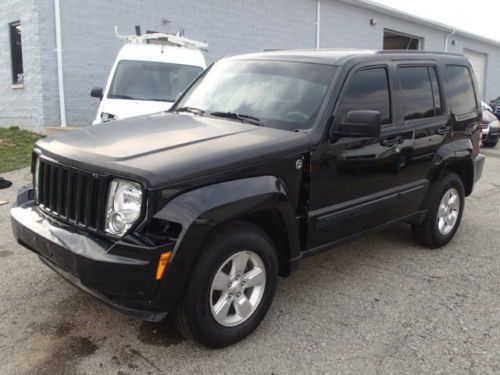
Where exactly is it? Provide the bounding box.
[1,148,499,374]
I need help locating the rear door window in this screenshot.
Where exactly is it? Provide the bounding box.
[429,68,442,116]
[445,65,477,115]
[337,67,391,125]
[398,66,442,121]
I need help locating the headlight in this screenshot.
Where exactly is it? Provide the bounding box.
[105,179,143,237]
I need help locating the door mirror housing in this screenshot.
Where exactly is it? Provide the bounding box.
[90,87,103,100]
[335,110,382,138]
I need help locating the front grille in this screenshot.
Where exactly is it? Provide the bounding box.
[36,157,108,232]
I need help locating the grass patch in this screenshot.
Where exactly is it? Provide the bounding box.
[0,127,44,173]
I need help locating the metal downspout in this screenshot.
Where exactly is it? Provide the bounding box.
[316,0,321,49]
[54,0,67,127]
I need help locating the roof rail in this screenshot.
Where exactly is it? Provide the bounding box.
[114,26,208,50]
[375,50,463,57]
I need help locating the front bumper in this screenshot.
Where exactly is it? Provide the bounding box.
[11,190,174,322]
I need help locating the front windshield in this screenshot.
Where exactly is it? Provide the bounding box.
[108,60,203,102]
[176,60,335,130]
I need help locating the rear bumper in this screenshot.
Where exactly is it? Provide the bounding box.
[11,191,174,322]
[474,154,485,184]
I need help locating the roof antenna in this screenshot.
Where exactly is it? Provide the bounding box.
[135,25,142,36]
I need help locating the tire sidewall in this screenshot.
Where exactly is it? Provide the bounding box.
[185,224,278,348]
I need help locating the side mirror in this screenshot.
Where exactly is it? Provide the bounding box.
[335,110,382,138]
[90,87,103,100]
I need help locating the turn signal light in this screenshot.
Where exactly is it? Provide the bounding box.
[155,252,172,281]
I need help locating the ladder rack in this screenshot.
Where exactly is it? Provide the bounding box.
[114,26,208,50]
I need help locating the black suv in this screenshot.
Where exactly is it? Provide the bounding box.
[11,50,485,348]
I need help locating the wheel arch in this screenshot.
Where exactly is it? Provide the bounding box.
[432,138,475,197]
[446,159,473,196]
[151,176,301,311]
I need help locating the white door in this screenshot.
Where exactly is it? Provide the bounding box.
[464,49,487,98]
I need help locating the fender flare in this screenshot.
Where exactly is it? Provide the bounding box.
[152,176,300,310]
[420,138,475,203]
[430,138,473,177]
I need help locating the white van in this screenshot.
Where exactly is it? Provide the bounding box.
[91,30,207,124]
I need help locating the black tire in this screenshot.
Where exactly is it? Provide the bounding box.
[412,172,465,249]
[483,138,498,148]
[171,221,279,348]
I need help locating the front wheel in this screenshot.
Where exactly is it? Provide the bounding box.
[412,172,465,249]
[171,222,278,348]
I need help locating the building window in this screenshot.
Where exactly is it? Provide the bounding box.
[383,29,422,50]
[9,21,24,85]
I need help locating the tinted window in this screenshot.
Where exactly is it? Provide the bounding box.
[445,66,476,115]
[337,68,391,124]
[399,67,442,120]
[109,60,203,102]
[429,68,442,116]
[399,67,434,120]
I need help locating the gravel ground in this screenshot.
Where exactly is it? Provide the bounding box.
[0,149,499,375]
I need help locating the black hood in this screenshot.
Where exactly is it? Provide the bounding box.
[36,113,312,188]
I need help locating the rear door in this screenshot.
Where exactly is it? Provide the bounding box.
[394,64,451,182]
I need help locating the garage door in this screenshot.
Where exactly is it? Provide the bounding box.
[464,49,487,97]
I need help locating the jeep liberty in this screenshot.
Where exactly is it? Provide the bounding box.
[11,50,485,348]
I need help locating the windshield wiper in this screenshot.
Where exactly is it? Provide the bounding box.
[109,94,136,100]
[210,111,262,126]
[148,98,175,102]
[175,107,206,116]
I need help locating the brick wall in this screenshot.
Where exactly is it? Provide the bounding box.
[0,0,45,129]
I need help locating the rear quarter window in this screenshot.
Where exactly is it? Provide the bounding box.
[445,65,477,116]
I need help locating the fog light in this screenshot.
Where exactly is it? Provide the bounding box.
[108,211,126,234]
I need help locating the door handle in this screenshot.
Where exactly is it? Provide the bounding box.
[381,136,403,147]
[436,126,451,135]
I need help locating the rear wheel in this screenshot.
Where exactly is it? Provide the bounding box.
[171,222,278,348]
[412,172,465,248]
